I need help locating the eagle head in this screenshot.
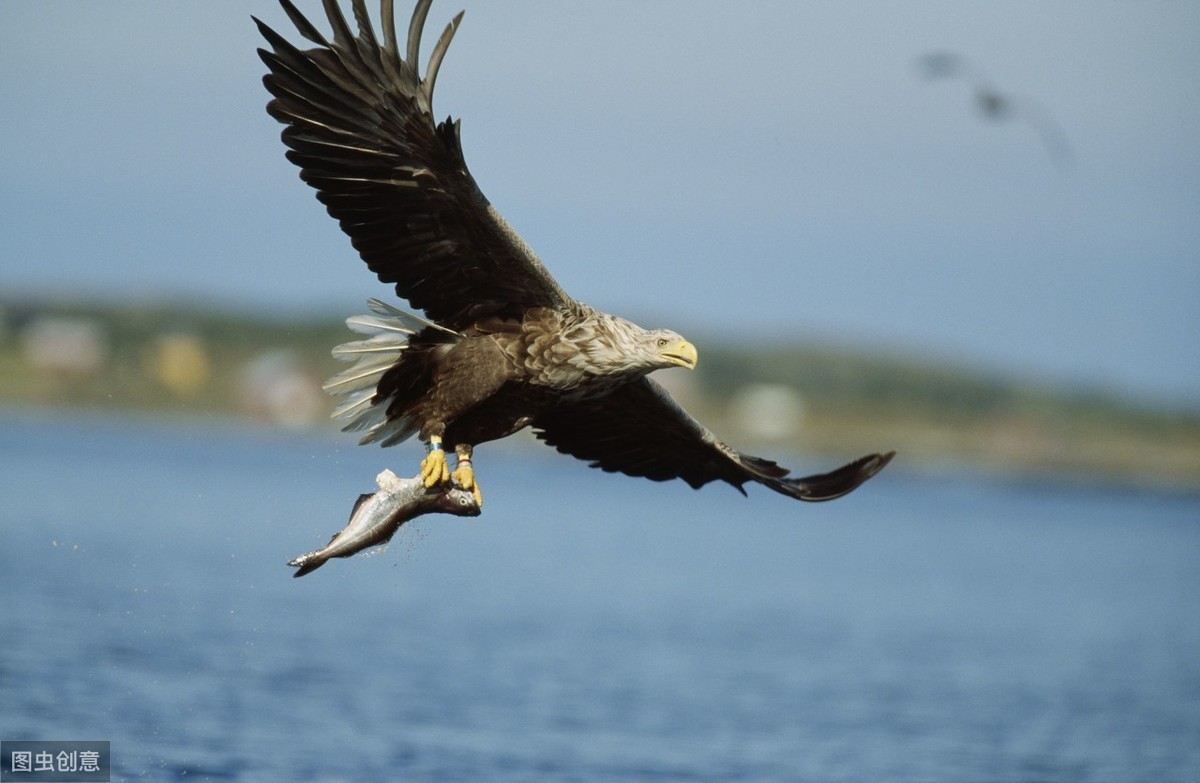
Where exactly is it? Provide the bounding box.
[588,315,697,375]
[647,328,698,371]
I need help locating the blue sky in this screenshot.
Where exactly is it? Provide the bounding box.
[2,2,1197,406]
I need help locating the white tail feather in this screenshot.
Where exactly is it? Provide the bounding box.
[324,300,462,447]
[376,417,420,447]
[322,363,392,393]
[366,298,459,337]
[345,314,417,336]
[331,388,378,421]
[331,338,407,358]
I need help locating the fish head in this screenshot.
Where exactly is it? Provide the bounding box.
[434,487,482,517]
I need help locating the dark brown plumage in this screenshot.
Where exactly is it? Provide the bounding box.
[256,0,894,503]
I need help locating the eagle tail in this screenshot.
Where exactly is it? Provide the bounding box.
[325,299,460,446]
[755,451,895,502]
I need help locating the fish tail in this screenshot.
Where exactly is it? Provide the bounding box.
[288,552,327,578]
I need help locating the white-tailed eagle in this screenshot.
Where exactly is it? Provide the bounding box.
[255,0,893,506]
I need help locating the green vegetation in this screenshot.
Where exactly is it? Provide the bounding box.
[693,341,1200,489]
[3,297,1197,491]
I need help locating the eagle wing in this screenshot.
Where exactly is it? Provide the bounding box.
[533,378,895,502]
[255,0,573,331]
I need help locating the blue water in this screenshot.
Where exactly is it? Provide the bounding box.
[1,411,1197,782]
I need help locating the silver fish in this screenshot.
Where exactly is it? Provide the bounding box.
[288,469,480,577]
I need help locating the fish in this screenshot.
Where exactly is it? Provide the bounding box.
[288,468,481,577]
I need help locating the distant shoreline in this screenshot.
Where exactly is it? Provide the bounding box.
[3,298,1197,493]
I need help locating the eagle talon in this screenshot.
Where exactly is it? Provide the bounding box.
[420,443,450,488]
[452,460,483,508]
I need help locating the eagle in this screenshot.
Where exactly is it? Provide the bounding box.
[255,0,893,507]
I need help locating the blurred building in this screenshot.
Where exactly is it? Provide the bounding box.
[238,350,325,429]
[144,333,211,397]
[20,315,109,379]
[728,383,806,442]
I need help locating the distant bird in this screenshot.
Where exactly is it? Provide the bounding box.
[917,51,1071,166]
[255,0,893,508]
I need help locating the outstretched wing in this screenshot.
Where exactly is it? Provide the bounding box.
[533,379,894,502]
[255,0,573,330]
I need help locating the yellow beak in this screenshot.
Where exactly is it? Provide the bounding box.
[660,339,698,370]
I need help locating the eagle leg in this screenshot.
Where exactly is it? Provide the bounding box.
[420,436,450,488]
[452,443,483,508]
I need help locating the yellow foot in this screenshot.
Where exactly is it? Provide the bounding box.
[420,445,449,488]
[452,461,483,508]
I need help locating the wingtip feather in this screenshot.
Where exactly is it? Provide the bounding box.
[771,450,895,502]
[422,10,463,108]
[280,0,330,47]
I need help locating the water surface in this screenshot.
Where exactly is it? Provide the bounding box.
[2,412,1197,781]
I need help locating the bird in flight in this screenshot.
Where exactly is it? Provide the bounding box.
[917,51,1071,166]
[255,0,893,508]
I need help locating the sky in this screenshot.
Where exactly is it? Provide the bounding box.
[1,2,1197,407]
